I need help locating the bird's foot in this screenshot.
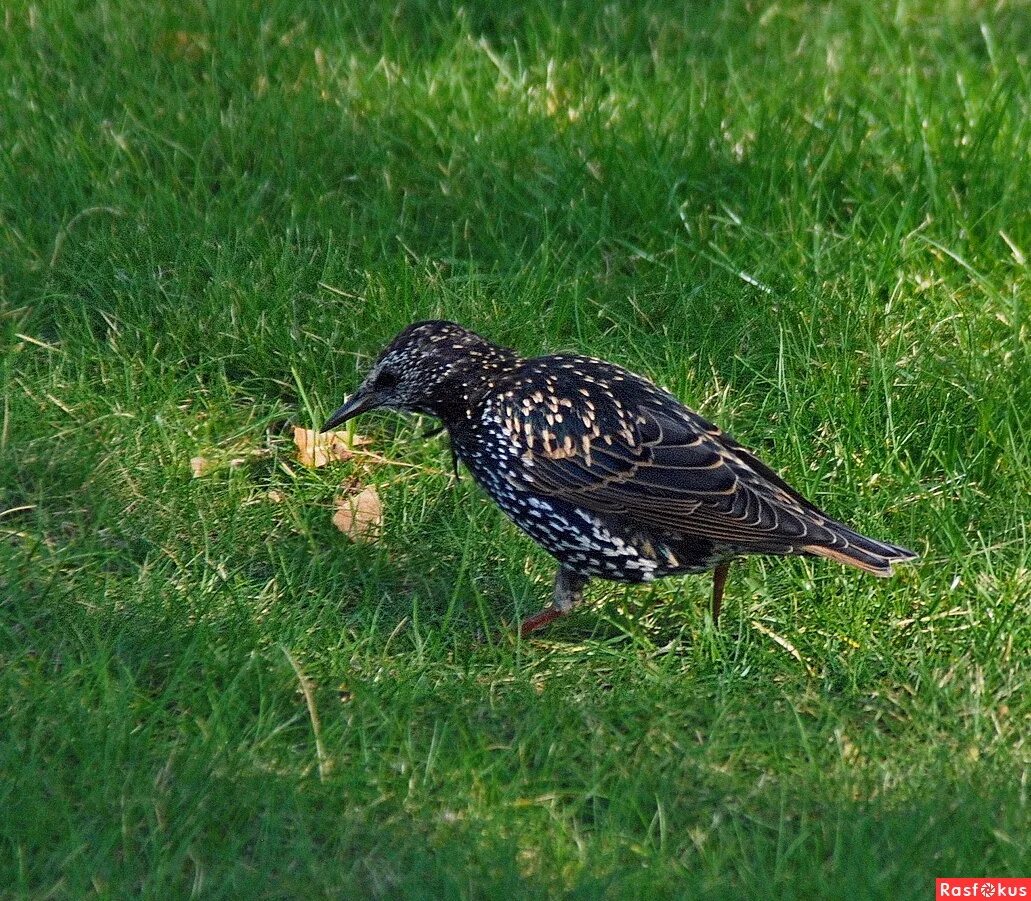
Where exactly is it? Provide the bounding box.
[517,605,568,637]
[711,562,730,625]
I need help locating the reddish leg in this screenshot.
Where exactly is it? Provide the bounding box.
[711,563,730,625]
[517,567,588,638]
[518,606,567,637]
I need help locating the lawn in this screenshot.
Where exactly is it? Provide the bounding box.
[1,0,1028,896]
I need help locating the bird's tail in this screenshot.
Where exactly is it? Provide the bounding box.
[804,524,917,577]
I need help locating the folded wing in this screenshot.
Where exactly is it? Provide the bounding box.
[491,363,914,571]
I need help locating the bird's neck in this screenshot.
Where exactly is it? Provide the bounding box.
[422,346,520,427]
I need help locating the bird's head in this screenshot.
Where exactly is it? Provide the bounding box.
[321,320,516,432]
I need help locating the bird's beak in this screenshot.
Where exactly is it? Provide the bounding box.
[320,390,379,433]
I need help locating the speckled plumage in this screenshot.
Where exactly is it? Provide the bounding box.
[322,321,917,634]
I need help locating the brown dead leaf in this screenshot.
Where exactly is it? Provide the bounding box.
[157,30,209,61]
[293,426,371,468]
[190,456,210,478]
[332,487,382,542]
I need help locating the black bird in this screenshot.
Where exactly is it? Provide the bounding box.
[322,321,917,635]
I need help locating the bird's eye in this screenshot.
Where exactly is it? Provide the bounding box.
[373,369,398,391]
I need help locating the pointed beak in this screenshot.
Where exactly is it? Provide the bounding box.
[320,390,379,433]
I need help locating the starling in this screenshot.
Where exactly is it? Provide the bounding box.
[322,321,917,635]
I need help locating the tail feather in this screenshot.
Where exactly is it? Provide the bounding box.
[804,524,917,577]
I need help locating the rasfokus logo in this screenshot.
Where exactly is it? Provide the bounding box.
[936,879,1030,898]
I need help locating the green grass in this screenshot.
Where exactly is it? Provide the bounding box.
[2,0,1029,896]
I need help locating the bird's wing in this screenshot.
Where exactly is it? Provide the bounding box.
[488,378,841,548]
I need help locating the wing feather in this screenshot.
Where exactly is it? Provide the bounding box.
[489,363,837,549]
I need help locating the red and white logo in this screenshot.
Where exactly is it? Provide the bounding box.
[936,880,1030,898]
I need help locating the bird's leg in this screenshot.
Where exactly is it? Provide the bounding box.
[449,442,461,481]
[711,562,730,625]
[518,567,588,637]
